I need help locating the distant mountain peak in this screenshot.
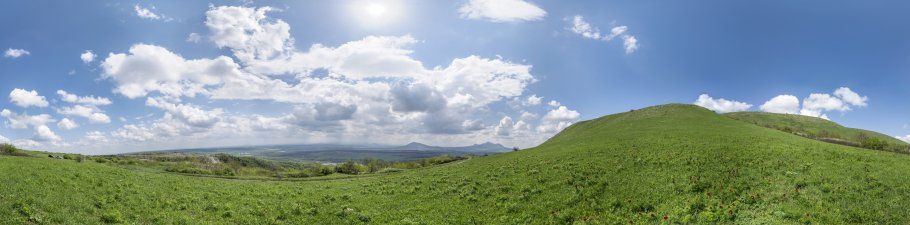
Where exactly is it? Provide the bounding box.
[394,141,509,153]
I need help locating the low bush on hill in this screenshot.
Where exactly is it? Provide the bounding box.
[0,144,29,157]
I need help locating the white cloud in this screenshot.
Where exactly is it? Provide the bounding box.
[622,35,639,54]
[134,5,164,20]
[83,131,108,143]
[548,100,561,107]
[833,87,867,107]
[760,95,800,114]
[800,93,848,119]
[57,105,111,124]
[4,48,30,58]
[186,33,202,43]
[495,116,514,136]
[567,15,639,54]
[80,50,96,63]
[757,87,868,120]
[694,94,752,113]
[1,110,60,143]
[0,134,9,143]
[57,118,78,130]
[205,6,292,62]
[12,139,40,149]
[101,44,242,98]
[146,97,223,128]
[569,15,603,40]
[9,88,49,108]
[33,125,61,142]
[537,106,579,133]
[73,5,573,153]
[56,90,112,105]
[525,95,542,106]
[897,135,910,143]
[458,0,546,23]
[1,109,54,129]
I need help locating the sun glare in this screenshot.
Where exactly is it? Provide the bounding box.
[350,0,403,27]
[365,3,387,17]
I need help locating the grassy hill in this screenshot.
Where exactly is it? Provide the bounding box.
[3,104,910,224]
[725,112,909,152]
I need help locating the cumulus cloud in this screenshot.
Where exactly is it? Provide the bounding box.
[83,131,108,142]
[9,88,49,108]
[1,109,54,129]
[758,87,869,120]
[57,118,78,130]
[694,94,752,113]
[186,33,202,43]
[833,87,867,107]
[205,6,293,62]
[760,95,800,114]
[390,82,446,113]
[80,50,96,63]
[12,139,41,148]
[548,100,561,107]
[134,5,166,20]
[1,109,60,143]
[4,48,30,58]
[567,15,639,54]
[57,90,112,105]
[458,0,546,23]
[56,105,111,124]
[799,93,847,119]
[101,44,242,98]
[0,134,8,143]
[78,4,572,153]
[525,95,542,106]
[33,125,61,142]
[537,106,580,133]
[145,97,222,128]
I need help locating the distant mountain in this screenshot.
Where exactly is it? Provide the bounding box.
[398,142,441,151]
[452,142,510,153]
[139,141,510,163]
[391,142,510,153]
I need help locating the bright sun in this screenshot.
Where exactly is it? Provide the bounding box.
[350,0,403,27]
[365,3,387,17]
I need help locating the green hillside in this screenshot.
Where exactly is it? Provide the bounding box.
[3,104,910,224]
[725,112,909,152]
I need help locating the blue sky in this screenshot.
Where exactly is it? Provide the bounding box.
[1,0,908,154]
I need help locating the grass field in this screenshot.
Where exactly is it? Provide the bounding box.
[726,111,909,152]
[3,104,910,224]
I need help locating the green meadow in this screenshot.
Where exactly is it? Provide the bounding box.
[3,104,910,224]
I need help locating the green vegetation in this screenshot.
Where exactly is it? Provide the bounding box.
[1,143,29,157]
[3,104,910,224]
[726,111,909,153]
[73,152,469,179]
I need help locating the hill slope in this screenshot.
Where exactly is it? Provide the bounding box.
[3,104,910,224]
[725,111,909,152]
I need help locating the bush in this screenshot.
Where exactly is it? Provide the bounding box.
[861,137,888,150]
[336,161,367,175]
[0,144,28,156]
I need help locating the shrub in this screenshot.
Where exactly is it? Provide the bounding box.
[860,137,888,150]
[0,144,28,156]
[336,161,367,175]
